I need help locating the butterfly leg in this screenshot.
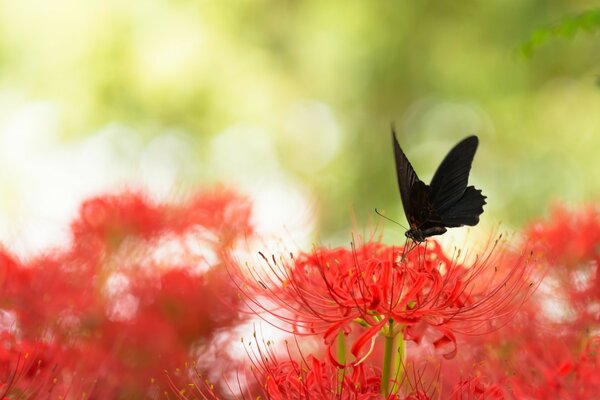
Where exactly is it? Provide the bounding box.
[422,239,428,263]
[400,236,410,262]
[403,239,419,263]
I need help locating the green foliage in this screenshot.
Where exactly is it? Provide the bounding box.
[0,1,599,240]
[520,8,600,57]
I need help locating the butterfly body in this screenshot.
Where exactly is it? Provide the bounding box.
[392,130,486,243]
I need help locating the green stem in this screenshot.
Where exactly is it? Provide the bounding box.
[337,332,346,392]
[391,327,405,394]
[381,319,395,397]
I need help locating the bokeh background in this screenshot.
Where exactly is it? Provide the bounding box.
[1,0,600,255]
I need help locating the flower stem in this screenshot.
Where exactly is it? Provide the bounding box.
[381,319,395,397]
[337,332,346,392]
[391,327,405,394]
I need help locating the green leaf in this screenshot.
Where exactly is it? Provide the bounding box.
[520,8,600,57]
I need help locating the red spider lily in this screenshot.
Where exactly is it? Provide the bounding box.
[525,204,600,268]
[0,334,50,398]
[251,354,432,400]
[448,376,505,400]
[441,301,599,399]
[507,336,600,399]
[0,333,102,399]
[239,237,533,363]
[0,188,253,397]
[434,204,600,399]
[168,336,436,400]
[524,204,600,332]
[168,335,514,400]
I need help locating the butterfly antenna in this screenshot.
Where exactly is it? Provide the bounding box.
[374,208,408,230]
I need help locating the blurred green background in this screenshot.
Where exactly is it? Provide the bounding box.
[1,0,600,250]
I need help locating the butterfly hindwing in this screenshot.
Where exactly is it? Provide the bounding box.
[438,186,486,227]
[428,136,479,215]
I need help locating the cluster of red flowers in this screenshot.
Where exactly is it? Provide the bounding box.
[486,204,600,397]
[0,189,253,398]
[1,190,599,399]
[210,235,533,399]
[173,203,600,399]
[432,204,600,398]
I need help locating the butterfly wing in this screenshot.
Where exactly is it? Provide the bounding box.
[392,129,421,225]
[428,136,479,215]
[409,181,447,235]
[393,133,485,238]
[439,186,486,227]
[393,130,447,233]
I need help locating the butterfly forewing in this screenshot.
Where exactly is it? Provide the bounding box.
[428,136,479,215]
[392,130,421,225]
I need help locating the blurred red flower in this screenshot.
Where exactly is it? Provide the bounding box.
[0,188,253,397]
[507,336,600,399]
[524,204,600,331]
[438,204,600,399]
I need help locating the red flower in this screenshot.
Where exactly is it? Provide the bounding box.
[507,336,600,398]
[169,338,435,400]
[525,204,600,268]
[524,204,600,332]
[170,335,513,400]
[0,333,91,398]
[240,238,533,361]
[0,188,254,397]
[449,376,505,400]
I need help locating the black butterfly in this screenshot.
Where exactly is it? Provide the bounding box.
[392,129,486,243]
